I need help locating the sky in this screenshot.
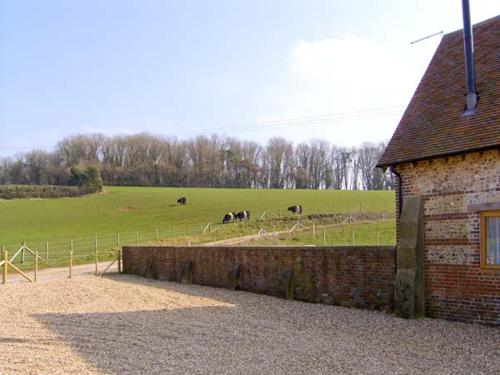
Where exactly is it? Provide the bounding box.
[0,0,498,157]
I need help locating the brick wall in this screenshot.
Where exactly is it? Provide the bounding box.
[395,149,500,325]
[122,246,396,311]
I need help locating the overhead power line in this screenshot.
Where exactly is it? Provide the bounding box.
[0,105,404,151]
[174,106,404,137]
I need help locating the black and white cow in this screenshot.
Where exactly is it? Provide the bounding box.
[177,197,187,205]
[287,205,303,214]
[222,212,236,224]
[235,210,250,221]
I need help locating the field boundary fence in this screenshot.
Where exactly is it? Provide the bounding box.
[0,205,396,284]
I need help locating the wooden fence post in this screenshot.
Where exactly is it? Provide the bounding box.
[69,248,73,279]
[94,235,99,276]
[21,241,25,264]
[118,248,122,273]
[2,248,7,284]
[323,227,326,246]
[34,251,38,282]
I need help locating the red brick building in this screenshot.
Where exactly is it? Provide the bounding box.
[378,15,499,325]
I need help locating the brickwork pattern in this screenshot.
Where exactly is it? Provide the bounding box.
[122,246,396,311]
[396,149,500,325]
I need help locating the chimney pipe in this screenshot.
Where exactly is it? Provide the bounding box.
[462,0,477,113]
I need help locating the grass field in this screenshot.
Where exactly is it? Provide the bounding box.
[0,186,395,268]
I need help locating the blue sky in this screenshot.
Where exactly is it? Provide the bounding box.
[0,0,498,156]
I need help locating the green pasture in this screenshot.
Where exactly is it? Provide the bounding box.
[0,186,395,268]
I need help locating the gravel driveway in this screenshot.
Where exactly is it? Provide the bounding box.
[0,274,498,374]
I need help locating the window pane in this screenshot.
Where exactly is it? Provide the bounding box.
[485,216,500,265]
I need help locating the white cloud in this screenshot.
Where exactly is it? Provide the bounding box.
[258,35,432,145]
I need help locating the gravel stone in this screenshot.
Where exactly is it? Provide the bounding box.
[0,274,498,374]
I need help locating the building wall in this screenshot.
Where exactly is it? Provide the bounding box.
[395,149,500,325]
[122,245,396,311]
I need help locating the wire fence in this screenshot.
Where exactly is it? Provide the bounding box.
[1,207,396,272]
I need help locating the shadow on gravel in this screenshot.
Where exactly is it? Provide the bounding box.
[32,274,500,375]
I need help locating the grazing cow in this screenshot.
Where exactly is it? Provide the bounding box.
[235,210,250,221]
[222,212,235,224]
[177,197,187,205]
[287,205,303,214]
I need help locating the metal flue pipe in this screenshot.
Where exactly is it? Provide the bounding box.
[462,0,477,113]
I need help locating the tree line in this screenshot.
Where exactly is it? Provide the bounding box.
[0,133,394,190]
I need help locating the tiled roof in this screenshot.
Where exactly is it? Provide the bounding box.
[377,15,500,167]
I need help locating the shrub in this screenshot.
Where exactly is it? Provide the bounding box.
[0,185,89,199]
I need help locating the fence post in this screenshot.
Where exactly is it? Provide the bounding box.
[69,246,73,279]
[352,228,355,246]
[377,231,380,246]
[136,231,139,245]
[323,227,326,246]
[155,228,159,241]
[34,251,38,282]
[2,247,7,284]
[21,241,25,264]
[46,241,49,262]
[118,248,122,273]
[172,225,174,239]
[117,232,120,247]
[94,235,99,276]
[70,240,74,278]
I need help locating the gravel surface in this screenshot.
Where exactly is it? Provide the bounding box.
[0,274,498,374]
